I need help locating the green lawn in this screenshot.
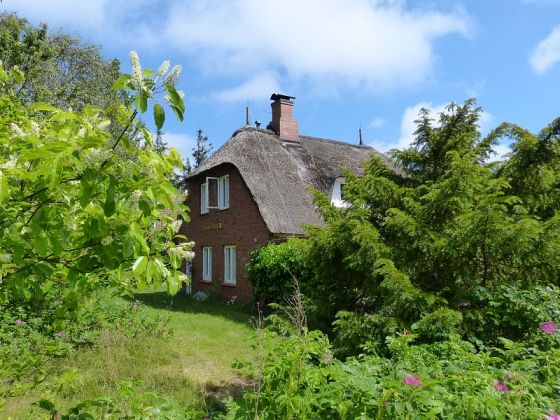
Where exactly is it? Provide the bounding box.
[3,292,257,418]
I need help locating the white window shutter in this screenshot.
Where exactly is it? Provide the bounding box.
[200,183,208,213]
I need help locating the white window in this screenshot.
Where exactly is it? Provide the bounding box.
[202,247,212,281]
[331,177,349,208]
[200,182,208,214]
[201,174,229,212]
[218,175,230,209]
[224,246,236,285]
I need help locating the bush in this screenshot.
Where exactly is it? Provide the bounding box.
[247,239,310,303]
[227,327,560,419]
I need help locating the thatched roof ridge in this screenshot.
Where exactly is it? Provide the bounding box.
[189,127,389,235]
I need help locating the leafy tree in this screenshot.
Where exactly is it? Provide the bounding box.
[265,100,560,351]
[0,12,121,110]
[0,52,191,308]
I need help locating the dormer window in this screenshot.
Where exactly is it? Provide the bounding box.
[201,174,229,214]
[331,177,349,208]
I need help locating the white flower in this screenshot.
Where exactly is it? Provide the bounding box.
[171,220,182,233]
[168,242,195,261]
[82,148,112,167]
[1,155,17,170]
[101,236,114,246]
[10,123,26,137]
[30,121,40,136]
[97,119,111,131]
[157,60,170,77]
[130,50,142,82]
[164,65,182,86]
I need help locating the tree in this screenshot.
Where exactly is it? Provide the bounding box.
[0,12,121,110]
[170,128,211,191]
[192,128,212,168]
[0,52,191,307]
[293,99,560,350]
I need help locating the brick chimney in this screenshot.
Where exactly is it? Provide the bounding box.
[268,93,299,142]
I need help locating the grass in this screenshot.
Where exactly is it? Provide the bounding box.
[3,291,257,419]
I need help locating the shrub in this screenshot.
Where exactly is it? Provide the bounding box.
[247,239,310,303]
[227,327,560,419]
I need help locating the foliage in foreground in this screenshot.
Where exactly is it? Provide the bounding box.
[0,291,170,408]
[35,381,207,420]
[0,54,190,306]
[227,326,560,419]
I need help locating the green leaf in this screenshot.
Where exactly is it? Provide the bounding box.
[153,103,165,130]
[12,66,25,83]
[169,104,184,122]
[112,74,132,90]
[30,102,58,112]
[103,199,115,217]
[0,171,8,202]
[139,198,152,217]
[132,256,148,274]
[135,92,148,113]
[33,399,56,413]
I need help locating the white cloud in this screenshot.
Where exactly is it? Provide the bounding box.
[370,101,493,152]
[369,117,386,129]
[161,0,469,94]
[163,132,196,160]
[396,102,447,150]
[530,26,560,74]
[487,143,511,163]
[212,72,281,103]
[4,0,470,99]
[2,0,107,30]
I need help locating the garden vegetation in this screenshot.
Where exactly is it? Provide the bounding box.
[1,13,559,419]
[246,100,560,418]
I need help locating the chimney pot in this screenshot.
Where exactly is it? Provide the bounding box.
[268,93,299,142]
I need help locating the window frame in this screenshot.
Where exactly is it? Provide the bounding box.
[202,246,212,282]
[223,245,236,285]
[200,182,208,214]
[331,177,349,208]
[218,175,230,210]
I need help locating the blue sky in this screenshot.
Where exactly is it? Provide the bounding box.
[3,0,560,160]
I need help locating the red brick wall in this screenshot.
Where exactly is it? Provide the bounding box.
[179,163,272,302]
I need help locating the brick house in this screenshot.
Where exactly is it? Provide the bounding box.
[179,94,391,302]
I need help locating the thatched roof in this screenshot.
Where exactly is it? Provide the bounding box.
[189,127,392,235]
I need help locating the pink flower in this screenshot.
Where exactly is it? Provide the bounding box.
[493,380,508,393]
[403,374,421,388]
[457,300,471,309]
[14,319,23,326]
[545,409,560,420]
[540,321,558,335]
[322,353,333,363]
[54,299,62,305]
[56,331,65,338]
[502,374,511,382]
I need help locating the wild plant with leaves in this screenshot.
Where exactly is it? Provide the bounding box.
[0,51,190,308]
